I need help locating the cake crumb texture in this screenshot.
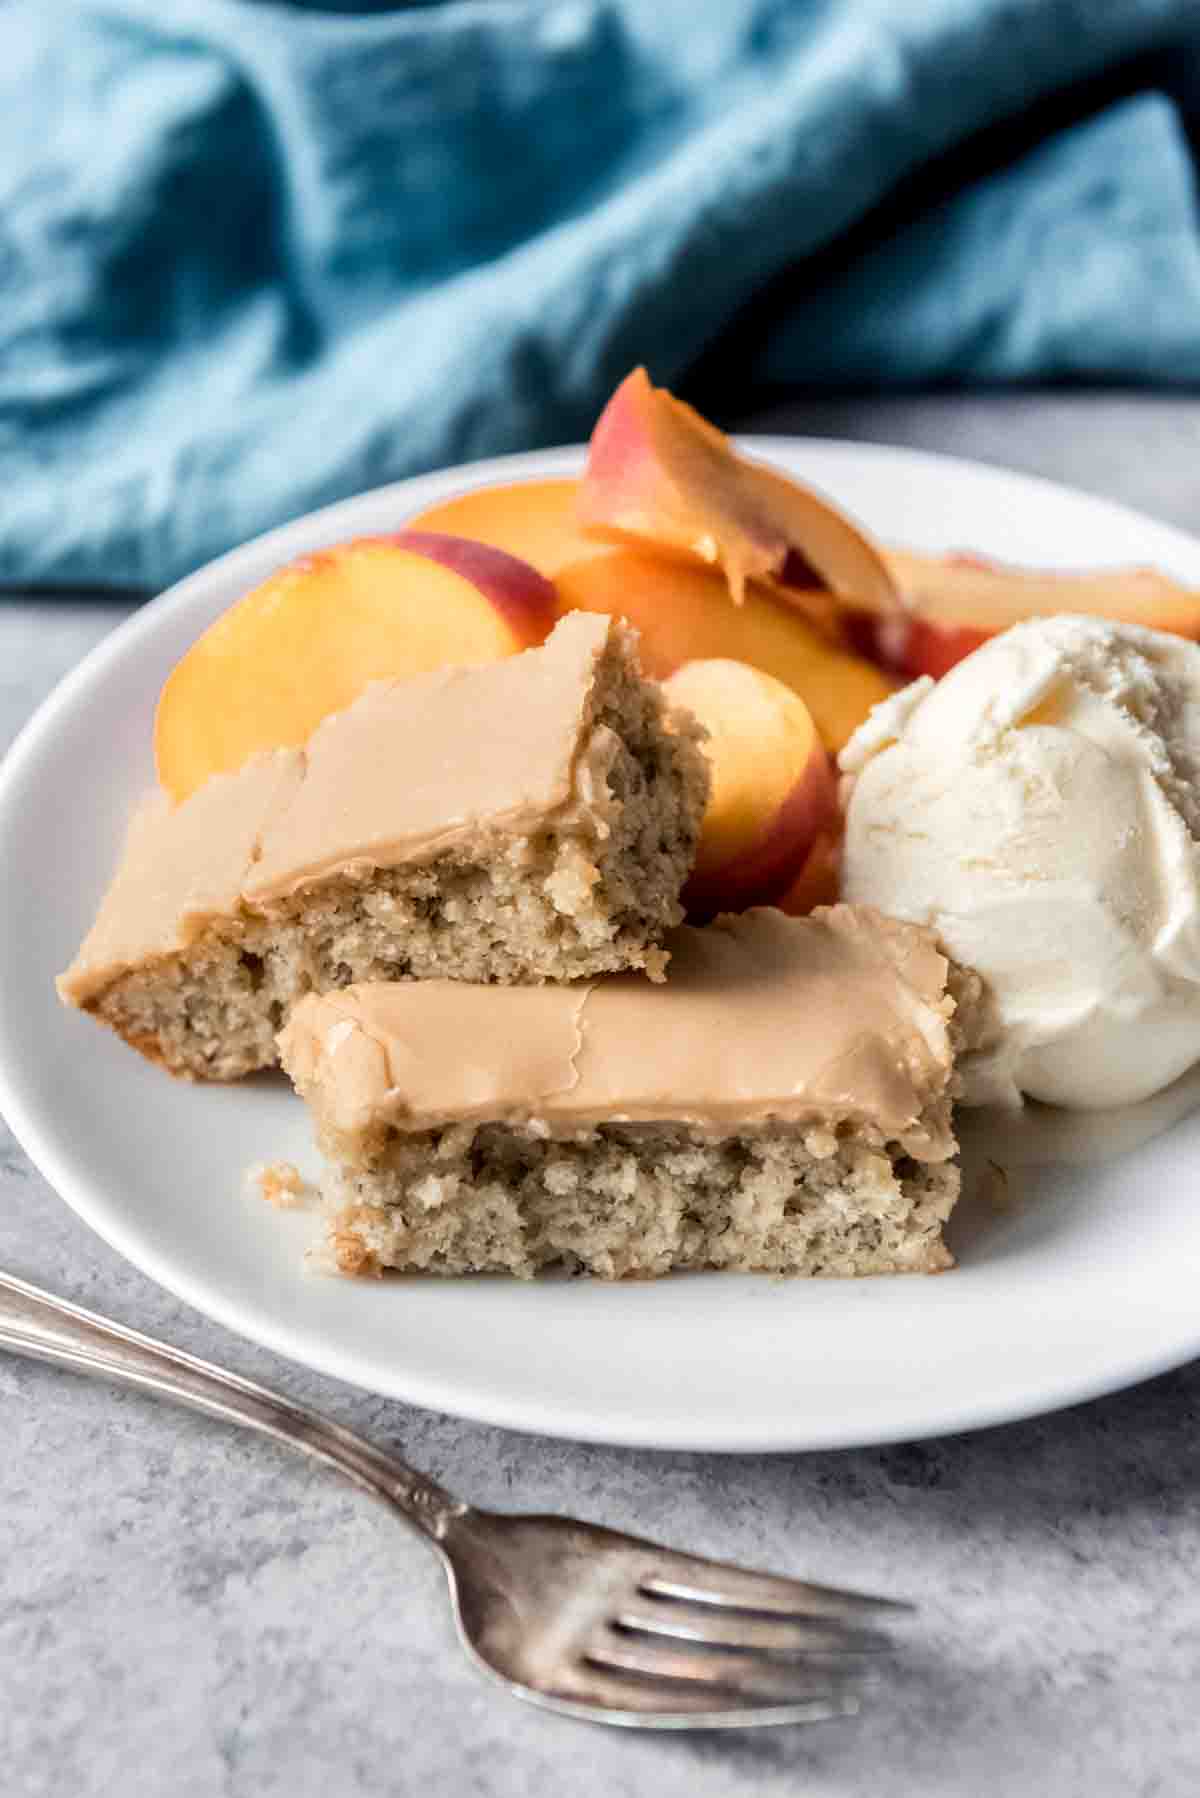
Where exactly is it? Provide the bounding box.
[322,1120,958,1280]
[246,1160,312,1209]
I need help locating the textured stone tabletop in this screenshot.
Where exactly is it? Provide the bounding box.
[3,394,1199,1798]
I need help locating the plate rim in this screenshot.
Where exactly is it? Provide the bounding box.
[3,436,1200,1452]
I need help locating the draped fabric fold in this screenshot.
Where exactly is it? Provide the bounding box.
[1,1,1197,590]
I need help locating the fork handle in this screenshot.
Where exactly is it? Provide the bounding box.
[0,1269,465,1543]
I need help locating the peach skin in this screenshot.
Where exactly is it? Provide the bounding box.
[853,548,1200,680]
[775,830,843,917]
[404,478,604,579]
[663,659,837,919]
[578,368,897,628]
[155,532,558,803]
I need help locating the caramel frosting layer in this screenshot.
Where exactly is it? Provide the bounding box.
[278,905,958,1159]
[245,611,615,903]
[60,613,615,1006]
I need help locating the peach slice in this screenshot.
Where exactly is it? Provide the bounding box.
[407,478,894,746]
[155,532,558,803]
[553,548,897,755]
[854,549,1200,680]
[664,660,837,919]
[405,478,604,579]
[578,368,897,624]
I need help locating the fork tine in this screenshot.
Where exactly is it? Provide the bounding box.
[586,1635,871,1705]
[615,1601,892,1656]
[638,1554,912,1619]
[545,1663,863,1729]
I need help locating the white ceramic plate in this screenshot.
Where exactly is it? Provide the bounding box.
[4,441,1200,1453]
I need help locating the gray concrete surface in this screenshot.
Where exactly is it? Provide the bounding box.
[2,394,1198,1797]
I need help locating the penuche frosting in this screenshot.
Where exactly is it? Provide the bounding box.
[59,613,617,1006]
[277,905,958,1160]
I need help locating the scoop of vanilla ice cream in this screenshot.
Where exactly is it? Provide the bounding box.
[840,615,1200,1109]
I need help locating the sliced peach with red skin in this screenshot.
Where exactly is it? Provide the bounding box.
[663,660,837,920]
[408,474,895,747]
[553,548,897,756]
[154,532,558,803]
[406,478,605,579]
[578,368,897,629]
[851,548,1200,680]
[407,473,894,746]
[407,476,895,747]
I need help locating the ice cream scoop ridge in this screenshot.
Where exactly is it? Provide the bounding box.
[840,615,1200,1109]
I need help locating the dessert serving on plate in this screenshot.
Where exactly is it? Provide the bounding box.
[59,613,708,1077]
[278,905,978,1280]
[56,368,1200,1283]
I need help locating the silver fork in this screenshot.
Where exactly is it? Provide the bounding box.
[0,1269,908,1730]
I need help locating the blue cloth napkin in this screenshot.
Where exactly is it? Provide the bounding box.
[1,0,1198,592]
